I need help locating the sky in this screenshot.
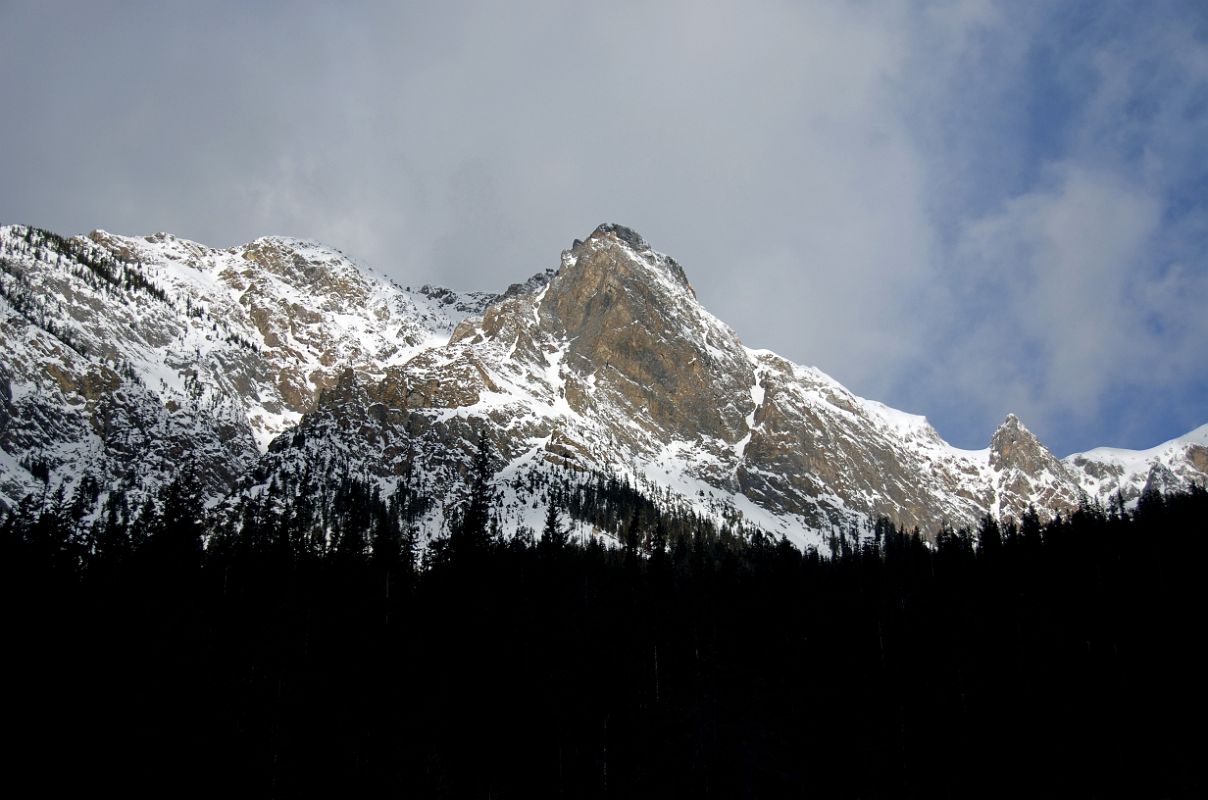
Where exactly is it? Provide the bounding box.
[2,0,1206,455]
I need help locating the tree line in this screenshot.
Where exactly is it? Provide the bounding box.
[2,450,1205,798]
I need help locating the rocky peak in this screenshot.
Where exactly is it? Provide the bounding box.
[990,414,1049,472]
[235,237,362,297]
[7,220,1207,544]
[575,223,694,297]
[529,225,751,440]
[586,222,648,250]
[985,414,1081,521]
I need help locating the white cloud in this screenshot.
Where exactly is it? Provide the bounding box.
[1,0,1205,453]
[946,164,1161,419]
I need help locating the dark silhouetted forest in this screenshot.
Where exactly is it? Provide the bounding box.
[3,462,1205,798]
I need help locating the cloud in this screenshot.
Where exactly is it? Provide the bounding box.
[872,2,1208,452]
[0,0,1205,454]
[942,165,1162,420]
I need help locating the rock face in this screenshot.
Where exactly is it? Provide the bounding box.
[1064,423,1208,506]
[2,221,1206,547]
[254,222,1208,544]
[988,414,1081,519]
[536,224,750,443]
[0,225,489,506]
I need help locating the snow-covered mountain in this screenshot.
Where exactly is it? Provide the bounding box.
[1,222,1204,548]
[0,225,492,507]
[1064,424,1208,504]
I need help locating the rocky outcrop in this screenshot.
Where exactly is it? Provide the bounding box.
[535,224,751,443]
[0,224,488,509]
[279,223,1205,542]
[1063,423,1208,505]
[3,220,1206,543]
[987,414,1081,519]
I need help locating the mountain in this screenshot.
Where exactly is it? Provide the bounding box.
[0,225,492,507]
[1065,423,1208,502]
[1,222,1204,547]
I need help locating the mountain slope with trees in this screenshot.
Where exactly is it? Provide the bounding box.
[4,462,1204,797]
[2,222,1205,545]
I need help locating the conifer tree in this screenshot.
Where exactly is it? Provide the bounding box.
[542,495,567,551]
[448,434,496,562]
[147,470,204,574]
[977,513,1002,556]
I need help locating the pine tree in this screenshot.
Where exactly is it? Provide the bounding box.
[541,495,567,551]
[148,470,204,574]
[977,513,1002,557]
[623,507,642,568]
[1020,504,1043,550]
[448,435,496,562]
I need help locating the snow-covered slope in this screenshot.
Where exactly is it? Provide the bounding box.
[0,224,489,507]
[1065,424,1208,504]
[2,221,1204,545]
[247,224,1208,548]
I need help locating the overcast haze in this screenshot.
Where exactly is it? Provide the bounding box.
[2,0,1206,455]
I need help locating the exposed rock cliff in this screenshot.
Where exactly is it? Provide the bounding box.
[2,221,1205,546]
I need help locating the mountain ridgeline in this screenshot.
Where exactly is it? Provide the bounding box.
[5,446,1206,797]
[4,221,1207,797]
[1,221,1205,546]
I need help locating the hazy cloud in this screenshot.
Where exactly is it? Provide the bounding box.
[941,165,1162,431]
[1,0,1205,453]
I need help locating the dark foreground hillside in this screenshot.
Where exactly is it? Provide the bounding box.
[3,476,1206,798]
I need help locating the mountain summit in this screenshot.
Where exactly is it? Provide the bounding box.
[1,222,1205,547]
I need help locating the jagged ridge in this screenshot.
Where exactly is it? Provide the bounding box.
[1,222,1204,547]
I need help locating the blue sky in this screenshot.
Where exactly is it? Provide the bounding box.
[1,0,1205,455]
